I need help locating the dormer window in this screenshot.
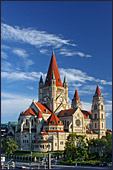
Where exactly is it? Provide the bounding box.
[58,79,60,83]
[51,121,54,124]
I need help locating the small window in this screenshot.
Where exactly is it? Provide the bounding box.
[95,123,97,128]
[60,141,63,145]
[94,113,97,119]
[58,79,60,83]
[32,119,33,126]
[94,104,97,110]
[102,123,104,128]
[67,121,69,126]
[64,113,67,116]
[101,105,103,110]
[55,143,57,146]
[101,114,103,119]
[26,119,28,126]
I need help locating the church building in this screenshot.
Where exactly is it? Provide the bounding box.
[15,51,106,151]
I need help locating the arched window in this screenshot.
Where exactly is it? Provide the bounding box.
[94,113,97,119]
[102,123,104,128]
[101,105,103,110]
[101,114,103,119]
[32,119,33,126]
[26,119,28,126]
[95,123,97,128]
[94,104,97,110]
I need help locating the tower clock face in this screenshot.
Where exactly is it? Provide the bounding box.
[76,119,80,126]
[43,97,47,102]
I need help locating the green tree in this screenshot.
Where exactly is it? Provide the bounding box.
[64,133,87,161]
[1,138,18,155]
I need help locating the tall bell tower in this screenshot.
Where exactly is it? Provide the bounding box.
[91,85,106,138]
[38,51,70,113]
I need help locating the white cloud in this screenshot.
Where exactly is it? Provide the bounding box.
[106,100,112,104]
[1,44,10,50]
[1,51,8,59]
[12,48,28,58]
[105,104,112,112]
[59,48,92,58]
[1,92,37,122]
[1,71,46,81]
[1,61,12,71]
[105,113,111,118]
[39,49,49,54]
[82,101,92,111]
[1,23,77,49]
[59,68,112,85]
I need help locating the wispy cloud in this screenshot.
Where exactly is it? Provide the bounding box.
[59,48,92,58]
[59,68,112,85]
[82,101,92,111]
[1,51,8,59]
[1,92,37,122]
[1,61,12,72]
[1,44,10,50]
[105,113,111,118]
[12,48,28,58]
[1,23,77,49]
[1,70,46,81]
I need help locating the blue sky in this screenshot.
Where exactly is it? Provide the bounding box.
[1,1,112,129]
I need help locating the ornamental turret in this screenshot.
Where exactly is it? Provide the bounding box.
[71,89,82,109]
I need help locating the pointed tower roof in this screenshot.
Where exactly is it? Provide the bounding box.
[95,85,101,97]
[39,75,43,83]
[74,90,80,100]
[47,113,63,126]
[23,108,37,116]
[44,51,62,87]
[37,111,43,118]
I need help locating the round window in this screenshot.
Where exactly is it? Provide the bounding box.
[76,119,80,126]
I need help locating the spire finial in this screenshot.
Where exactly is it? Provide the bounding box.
[63,75,67,83]
[52,48,54,55]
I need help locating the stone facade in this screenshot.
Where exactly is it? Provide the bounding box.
[15,51,106,152]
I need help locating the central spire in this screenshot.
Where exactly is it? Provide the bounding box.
[44,51,62,87]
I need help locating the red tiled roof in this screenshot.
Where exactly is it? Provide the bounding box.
[107,129,112,133]
[35,140,51,143]
[95,85,101,97]
[39,130,48,135]
[48,130,64,132]
[81,110,92,119]
[44,51,63,87]
[58,108,91,119]
[37,111,43,118]
[74,90,80,100]
[35,103,52,114]
[47,113,63,126]
[58,108,77,117]
[86,130,98,134]
[23,108,37,116]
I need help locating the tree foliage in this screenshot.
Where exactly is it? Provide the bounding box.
[1,138,18,155]
[64,132,112,162]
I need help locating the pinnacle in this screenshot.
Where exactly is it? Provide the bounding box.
[95,85,101,97]
[74,89,79,100]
